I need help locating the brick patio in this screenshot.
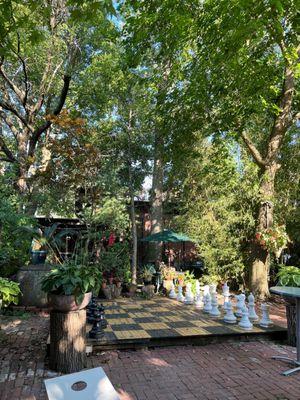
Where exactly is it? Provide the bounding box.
[0,304,299,400]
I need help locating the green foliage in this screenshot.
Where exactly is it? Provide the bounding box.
[276,266,300,287]
[174,139,257,287]
[140,264,156,281]
[0,189,33,277]
[0,278,21,307]
[41,262,102,304]
[98,242,130,281]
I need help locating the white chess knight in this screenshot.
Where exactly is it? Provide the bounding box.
[248,292,259,321]
[259,303,273,328]
[203,293,212,313]
[177,285,185,302]
[223,301,237,324]
[235,293,246,317]
[222,282,230,309]
[184,282,194,304]
[238,306,253,330]
[209,293,221,317]
[169,282,177,299]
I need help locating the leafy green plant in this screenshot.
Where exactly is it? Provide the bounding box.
[141,264,156,282]
[276,266,300,287]
[98,241,130,281]
[256,225,289,258]
[0,278,21,308]
[41,262,102,304]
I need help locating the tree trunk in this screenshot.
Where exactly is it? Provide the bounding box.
[129,181,137,285]
[150,132,164,263]
[249,163,279,299]
[49,309,87,373]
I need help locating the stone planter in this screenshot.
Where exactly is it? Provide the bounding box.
[102,284,122,300]
[17,264,52,307]
[48,292,92,312]
[285,297,296,347]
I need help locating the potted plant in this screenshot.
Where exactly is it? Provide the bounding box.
[41,262,102,311]
[0,278,21,311]
[276,265,300,346]
[256,224,289,259]
[141,264,156,285]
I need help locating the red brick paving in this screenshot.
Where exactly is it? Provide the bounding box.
[0,303,299,400]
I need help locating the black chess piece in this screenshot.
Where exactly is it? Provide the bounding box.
[98,303,108,330]
[87,297,98,324]
[89,306,107,339]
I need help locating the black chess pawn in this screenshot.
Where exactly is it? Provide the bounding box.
[88,307,105,339]
[98,303,108,330]
[87,299,98,325]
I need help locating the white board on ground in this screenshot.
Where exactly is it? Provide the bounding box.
[44,367,120,400]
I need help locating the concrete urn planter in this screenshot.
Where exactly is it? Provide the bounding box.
[48,292,92,312]
[17,264,52,308]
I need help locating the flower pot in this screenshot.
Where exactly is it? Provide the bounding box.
[102,281,107,289]
[48,292,92,312]
[31,250,47,265]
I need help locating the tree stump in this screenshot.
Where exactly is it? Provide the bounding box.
[49,309,87,373]
[286,302,296,347]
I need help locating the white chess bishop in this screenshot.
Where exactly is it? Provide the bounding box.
[248,292,259,321]
[238,306,253,330]
[169,282,177,299]
[184,282,194,305]
[203,293,212,313]
[223,301,237,324]
[235,293,246,317]
[177,285,185,302]
[209,293,221,317]
[259,303,273,328]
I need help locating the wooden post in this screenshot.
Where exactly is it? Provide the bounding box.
[49,309,87,373]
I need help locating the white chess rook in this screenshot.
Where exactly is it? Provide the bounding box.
[259,303,273,328]
[238,306,253,330]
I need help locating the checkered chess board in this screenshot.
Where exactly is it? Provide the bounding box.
[86,297,285,345]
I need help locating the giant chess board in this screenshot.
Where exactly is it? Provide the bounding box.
[86,296,286,349]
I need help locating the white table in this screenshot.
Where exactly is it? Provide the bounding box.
[270,286,300,376]
[44,367,120,400]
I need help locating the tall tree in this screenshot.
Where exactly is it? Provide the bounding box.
[0,0,112,211]
[122,0,300,297]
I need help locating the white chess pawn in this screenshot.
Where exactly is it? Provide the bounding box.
[259,303,273,328]
[184,282,194,304]
[209,293,221,317]
[203,285,210,297]
[235,293,245,317]
[177,285,185,302]
[222,283,230,309]
[195,291,204,309]
[169,282,177,299]
[248,292,259,321]
[223,301,237,324]
[209,283,217,296]
[238,306,253,330]
[203,293,212,313]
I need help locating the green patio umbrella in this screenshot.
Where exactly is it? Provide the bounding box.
[140,229,193,243]
[141,230,194,268]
